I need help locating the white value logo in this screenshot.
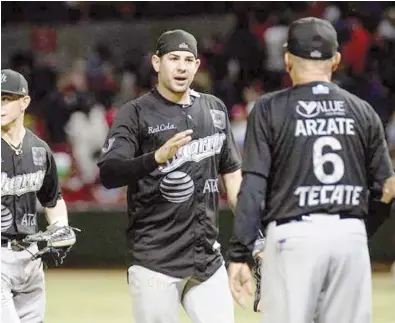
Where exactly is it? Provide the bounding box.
[296,100,345,118]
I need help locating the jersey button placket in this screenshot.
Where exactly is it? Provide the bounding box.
[185,109,195,132]
[194,203,206,276]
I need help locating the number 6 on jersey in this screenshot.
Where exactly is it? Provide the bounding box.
[313,136,344,184]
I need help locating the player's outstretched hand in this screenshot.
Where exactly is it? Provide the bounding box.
[154,129,193,164]
[382,175,395,203]
[228,262,254,309]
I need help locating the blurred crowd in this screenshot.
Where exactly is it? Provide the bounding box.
[3,2,395,208]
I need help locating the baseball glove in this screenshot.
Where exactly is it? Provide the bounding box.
[252,236,265,312]
[22,224,81,267]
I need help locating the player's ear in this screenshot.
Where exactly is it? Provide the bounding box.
[194,58,201,74]
[21,96,31,111]
[331,52,341,72]
[284,52,292,73]
[151,54,161,73]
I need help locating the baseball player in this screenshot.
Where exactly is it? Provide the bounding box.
[1,69,78,323]
[227,17,395,323]
[97,29,242,323]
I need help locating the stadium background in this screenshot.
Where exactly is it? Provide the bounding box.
[2,2,395,322]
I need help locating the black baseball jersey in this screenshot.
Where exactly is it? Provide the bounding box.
[1,129,61,238]
[97,88,241,280]
[235,81,394,246]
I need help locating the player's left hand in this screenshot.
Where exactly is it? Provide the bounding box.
[32,245,73,267]
[23,223,80,267]
[228,262,254,308]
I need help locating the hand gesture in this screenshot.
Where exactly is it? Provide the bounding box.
[154,130,193,164]
[228,262,254,308]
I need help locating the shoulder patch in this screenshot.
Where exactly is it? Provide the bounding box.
[32,147,47,166]
[210,110,226,130]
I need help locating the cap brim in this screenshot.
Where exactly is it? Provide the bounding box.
[1,89,26,96]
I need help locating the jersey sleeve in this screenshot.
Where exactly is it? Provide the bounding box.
[37,149,61,208]
[218,103,242,174]
[233,98,272,250]
[366,106,394,192]
[242,98,272,177]
[97,101,158,188]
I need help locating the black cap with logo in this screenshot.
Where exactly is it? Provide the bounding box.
[156,29,198,58]
[284,17,338,60]
[1,69,29,96]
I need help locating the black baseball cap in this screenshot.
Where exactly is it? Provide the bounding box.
[284,17,338,60]
[156,29,198,58]
[1,69,29,96]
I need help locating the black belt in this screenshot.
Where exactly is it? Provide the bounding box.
[1,238,31,250]
[275,214,364,226]
[1,240,9,247]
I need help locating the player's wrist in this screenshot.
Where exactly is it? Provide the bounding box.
[47,219,68,227]
[227,250,250,263]
[144,151,160,167]
[154,150,166,164]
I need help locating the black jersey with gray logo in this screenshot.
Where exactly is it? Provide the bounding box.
[243,82,394,225]
[97,88,241,279]
[1,129,61,237]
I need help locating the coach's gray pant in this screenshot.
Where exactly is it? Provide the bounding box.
[1,243,45,323]
[128,263,234,323]
[260,214,371,323]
